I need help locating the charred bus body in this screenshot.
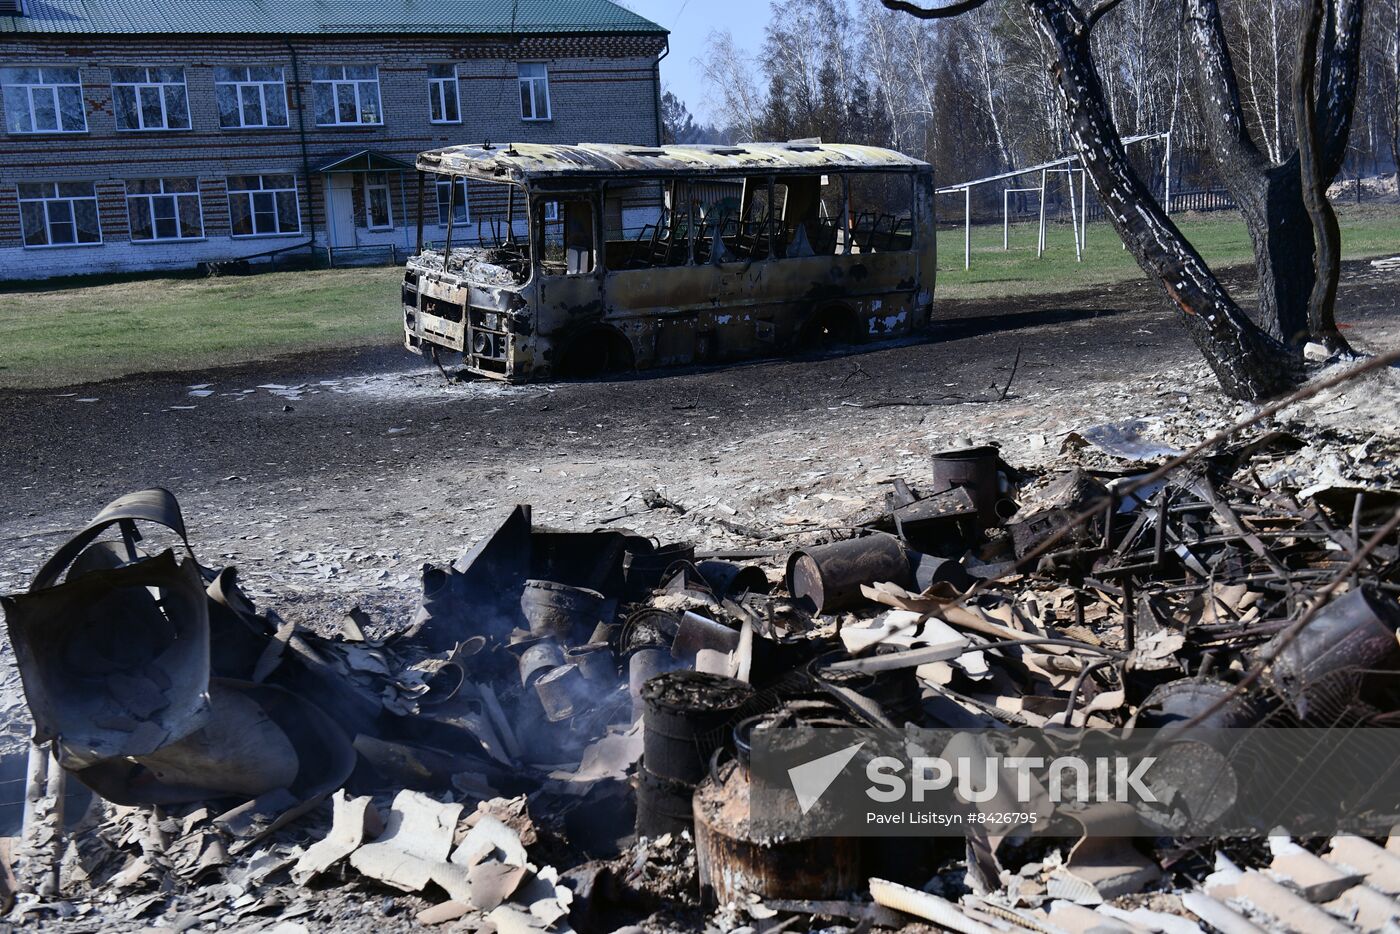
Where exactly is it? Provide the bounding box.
[402,142,935,381]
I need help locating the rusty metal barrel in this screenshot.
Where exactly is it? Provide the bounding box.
[930,445,1001,526]
[635,767,696,838]
[785,532,912,615]
[693,760,862,907]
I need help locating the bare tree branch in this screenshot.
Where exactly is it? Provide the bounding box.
[877,0,995,19]
[1085,0,1127,30]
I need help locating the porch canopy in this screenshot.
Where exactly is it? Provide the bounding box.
[315,150,414,174]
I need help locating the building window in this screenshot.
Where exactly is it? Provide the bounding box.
[312,65,381,126]
[112,66,190,131]
[227,174,300,236]
[1,66,86,134]
[428,64,459,124]
[127,178,202,241]
[214,66,288,129]
[436,177,469,226]
[517,63,550,121]
[364,172,393,230]
[18,181,101,247]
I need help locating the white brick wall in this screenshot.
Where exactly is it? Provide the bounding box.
[0,33,664,280]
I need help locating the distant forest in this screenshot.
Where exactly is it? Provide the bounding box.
[662,0,1399,216]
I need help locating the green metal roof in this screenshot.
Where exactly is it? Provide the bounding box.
[0,0,668,36]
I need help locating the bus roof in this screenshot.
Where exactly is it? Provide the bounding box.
[417,142,929,183]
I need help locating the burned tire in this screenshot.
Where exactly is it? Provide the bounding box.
[799,303,860,347]
[557,327,635,379]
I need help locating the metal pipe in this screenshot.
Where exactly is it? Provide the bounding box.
[1080,168,1088,250]
[1163,132,1174,214]
[284,41,318,255]
[652,37,670,146]
[766,176,776,259]
[1067,162,1082,263]
[1037,168,1047,257]
[1002,188,1009,251]
[840,174,852,254]
[415,171,425,255]
[963,187,971,270]
[443,174,456,258]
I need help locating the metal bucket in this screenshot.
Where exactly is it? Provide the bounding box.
[520,579,608,641]
[930,445,1001,526]
[628,646,672,718]
[1262,585,1400,721]
[623,542,696,598]
[619,607,680,653]
[517,639,566,688]
[1134,677,1261,732]
[810,650,924,724]
[785,532,912,615]
[694,560,770,598]
[566,643,616,683]
[672,611,741,662]
[641,671,753,785]
[534,663,591,722]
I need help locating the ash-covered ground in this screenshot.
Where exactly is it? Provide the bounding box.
[1,259,1398,887]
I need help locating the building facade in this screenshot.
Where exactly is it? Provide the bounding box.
[0,0,667,280]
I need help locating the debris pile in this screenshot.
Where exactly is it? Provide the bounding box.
[5,401,1400,931]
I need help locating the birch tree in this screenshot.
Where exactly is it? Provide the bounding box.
[698,30,766,142]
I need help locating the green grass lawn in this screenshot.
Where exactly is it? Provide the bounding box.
[0,202,1396,389]
[935,201,1400,300]
[0,265,404,389]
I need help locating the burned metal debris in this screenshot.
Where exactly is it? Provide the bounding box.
[6,405,1400,931]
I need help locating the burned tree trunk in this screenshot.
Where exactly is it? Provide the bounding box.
[1185,0,1313,345]
[1184,0,1365,346]
[1024,0,1296,399]
[1297,0,1355,353]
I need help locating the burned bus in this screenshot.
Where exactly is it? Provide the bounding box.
[402,142,935,380]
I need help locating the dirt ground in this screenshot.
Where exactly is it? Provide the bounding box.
[1,259,1398,824]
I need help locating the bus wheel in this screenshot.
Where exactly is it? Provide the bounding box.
[799,303,860,347]
[557,327,635,378]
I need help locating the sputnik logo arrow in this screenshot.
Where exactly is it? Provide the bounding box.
[787,741,865,814]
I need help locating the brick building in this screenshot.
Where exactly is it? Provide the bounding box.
[0,0,668,280]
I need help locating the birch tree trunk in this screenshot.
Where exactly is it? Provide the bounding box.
[1296,0,1354,351]
[1185,0,1364,346]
